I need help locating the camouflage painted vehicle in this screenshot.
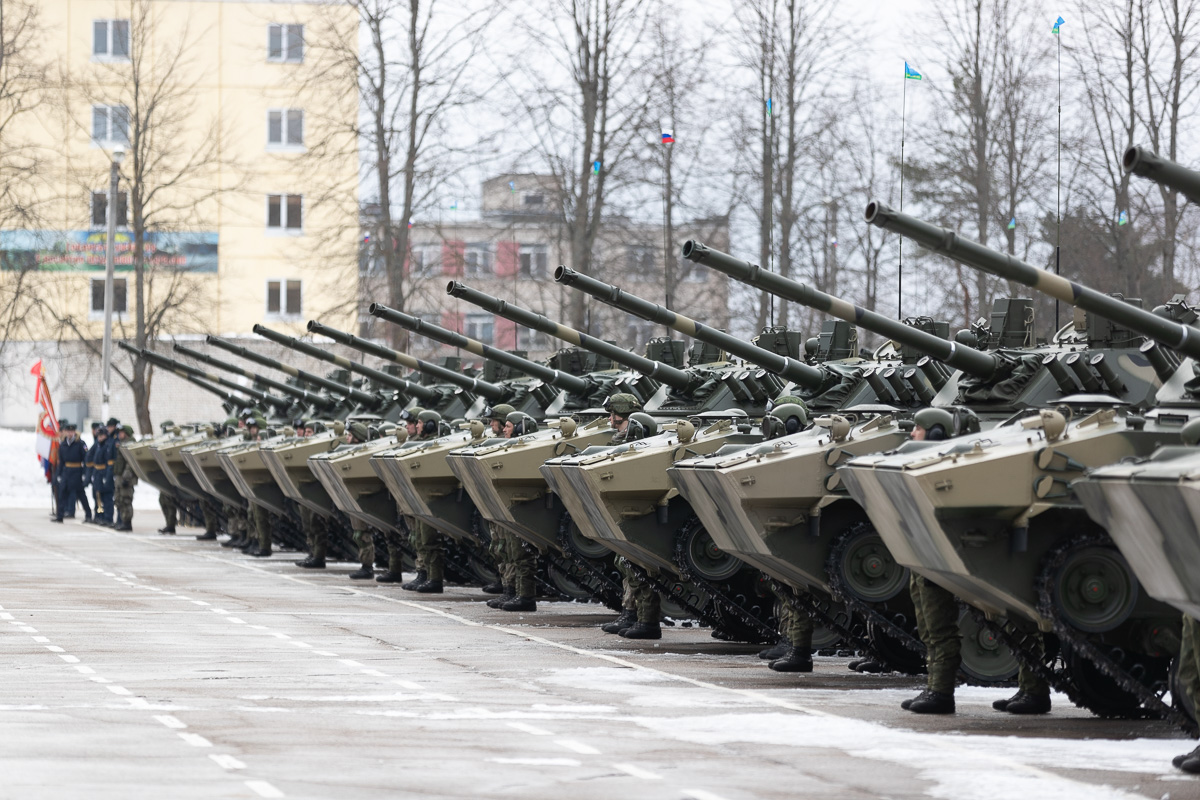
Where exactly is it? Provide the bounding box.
[449,280,857,640]
[840,199,1200,721]
[1071,148,1200,639]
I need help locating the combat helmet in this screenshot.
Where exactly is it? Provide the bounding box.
[603,393,642,418]
[505,411,539,436]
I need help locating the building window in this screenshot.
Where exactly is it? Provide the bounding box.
[89,278,127,315]
[90,191,128,228]
[267,109,304,147]
[267,194,303,231]
[268,24,304,62]
[626,245,655,274]
[464,313,494,344]
[464,243,492,277]
[523,193,544,207]
[410,245,439,277]
[518,244,548,279]
[266,279,302,316]
[517,327,551,351]
[92,105,129,146]
[93,20,130,60]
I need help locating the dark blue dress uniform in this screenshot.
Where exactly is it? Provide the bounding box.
[53,430,90,523]
[94,432,115,525]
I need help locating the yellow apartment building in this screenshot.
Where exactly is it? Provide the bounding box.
[3,0,360,341]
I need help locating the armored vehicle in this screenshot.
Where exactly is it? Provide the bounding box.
[841,199,1200,720]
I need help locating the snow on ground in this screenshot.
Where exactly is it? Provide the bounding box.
[0,428,160,511]
[540,666,1188,800]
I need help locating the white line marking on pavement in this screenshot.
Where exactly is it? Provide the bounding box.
[681,791,729,800]
[191,600,210,606]
[249,625,268,630]
[19,626,37,633]
[211,608,230,614]
[31,636,48,643]
[210,754,246,770]
[107,685,132,696]
[555,739,600,755]
[488,757,581,767]
[361,669,387,677]
[0,612,12,619]
[74,665,95,675]
[88,676,111,684]
[227,618,246,624]
[245,780,285,797]
[153,715,186,729]
[44,645,65,653]
[178,732,212,747]
[126,698,155,709]
[614,763,662,780]
[58,654,80,663]
[8,620,23,625]
[338,659,363,668]
[290,641,312,649]
[314,651,338,657]
[506,722,553,736]
[269,632,290,639]
[392,680,421,690]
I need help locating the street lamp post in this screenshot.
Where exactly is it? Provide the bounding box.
[100,145,125,423]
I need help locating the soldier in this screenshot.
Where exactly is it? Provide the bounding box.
[298,421,331,570]
[86,422,103,522]
[157,420,179,534]
[480,404,515,598]
[112,425,137,532]
[92,426,116,527]
[52,424,89,524]
[342,422,377,580]
[244,418,274,558]
[406,410,449,593]
[1174,615,1200,773]
[594,393,662,641]
[493,411,538,612]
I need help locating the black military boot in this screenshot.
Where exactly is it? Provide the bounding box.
[1181,750,1200,774]
[348,565,374,580]
[415,578,443,593]
[300,556,326,569]
[769,647,813,673]
[251,546,272,558]
[157,526,176,535]
[601,609,637,634]
[221,534,244,549]
[1003,692,1051,715]
[488,586,515,608]
[901,690,931,710]
[758,641,789,660]
[1173,744,1200,769]
[907,690,955,714]
[620,621,662,640]
[501,596,536,612]
[401,570,427,591]
[850,658,886,673]
[195,531,217,541]
[481,581,504,594]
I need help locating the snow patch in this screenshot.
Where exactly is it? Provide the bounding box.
[0,429,161,510]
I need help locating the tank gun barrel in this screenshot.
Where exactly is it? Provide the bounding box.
[206,334,375,407]
[172,343,339,412]
[554,266,825,388]
[1124,146,1200,205]
[446,281,693,391]
[682,240,999,378]
[305,321,506,401]
[368,303,590,395]
[863,201,1200,361]
[251,324,438,403]
[119,342,291,411]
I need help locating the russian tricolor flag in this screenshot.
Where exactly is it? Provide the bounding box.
[661,128,674,144]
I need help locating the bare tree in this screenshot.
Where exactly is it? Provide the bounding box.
[303,0,499,349]
[509,0,651,332]
[64,0,237,431]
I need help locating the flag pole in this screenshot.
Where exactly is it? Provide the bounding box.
[1055,18,1062,332]
[899,65,907,321]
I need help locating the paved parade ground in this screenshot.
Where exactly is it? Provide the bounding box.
[1,509,1198,800]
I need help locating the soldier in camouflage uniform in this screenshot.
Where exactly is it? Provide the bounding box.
[407,411,448,593]
[244,419,274,558]
[112,425,137,531]
[340,422,377,580]
[297,421,332,569]
[1174,615,1200,772]
[157,420,179,534]
[480,404,516,600]
[590,394,662,640]
[492,411,539,612]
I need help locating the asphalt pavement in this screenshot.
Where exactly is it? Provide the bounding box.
[1,509,1198,800]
